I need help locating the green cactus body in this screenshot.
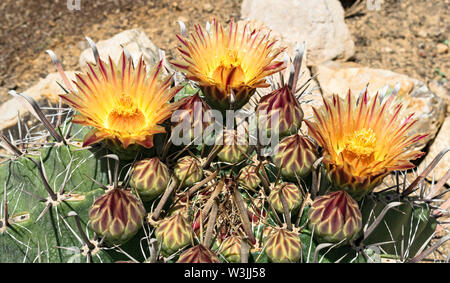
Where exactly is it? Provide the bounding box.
[0,24,445,265]
[361,192,437,257]
[0,145,112,263]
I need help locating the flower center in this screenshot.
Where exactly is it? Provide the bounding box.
[211,50,246,87]
[343,128,377,160]
[106,94,146,134]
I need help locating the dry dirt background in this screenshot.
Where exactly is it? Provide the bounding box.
[0,0,241,103]
[1,0,448,104]
[0,0,448,261]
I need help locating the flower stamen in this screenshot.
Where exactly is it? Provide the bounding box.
[106,94,146,134]
[343,128,377,159]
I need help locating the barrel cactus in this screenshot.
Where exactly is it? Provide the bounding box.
[0,18,447,265]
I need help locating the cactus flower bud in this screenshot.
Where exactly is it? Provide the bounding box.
[218,235,247,263]
[172,93,214,142]
[89,188,146,245]
[177,244,221,263]
[173,156,203,187]
[130,157,171,201]
[238,165,261,190]
[257,85,304,138]
[272,134,318,181]
[308,190,362,243]
[268,183,303,213]
[265,228,302,263]
[155,213,193,256]
[217,129,250,163]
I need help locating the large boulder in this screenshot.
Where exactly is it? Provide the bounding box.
[241,0,355,65]
[429,80,450,114]
[79,28,161,69]
[0,71,76,132]
[311,61,447,151]
[419,116,450,186]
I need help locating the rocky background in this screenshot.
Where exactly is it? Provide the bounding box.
[0,0,449,259]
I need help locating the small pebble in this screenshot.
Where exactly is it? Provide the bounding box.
[436,43,448,54]
[417,29,428,38]
[418,50,427,58]
[203,3,214,13]
[177,16,188,24]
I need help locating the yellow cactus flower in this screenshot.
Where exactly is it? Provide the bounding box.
[61,53,182,149]
[305,91,426,200]
[172,19,285,110]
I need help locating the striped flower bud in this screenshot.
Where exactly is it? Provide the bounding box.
[257,85,303,138]
[217,129,250,163]
[265,228,302,263]
[238,165,261,190]
[177,244,221,263]
[173,156,203,187]
[218,235,247,263]
[268,183,302,213]
[308,190,362,243]
[89,188,146,245]
[130,157,171,201]
[272,134,318,181]
[172,93,214,142]
[155,213,193,256]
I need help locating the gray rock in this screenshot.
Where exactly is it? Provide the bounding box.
[241,0,355,66]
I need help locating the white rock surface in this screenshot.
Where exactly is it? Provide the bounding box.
[241,0,355,65]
